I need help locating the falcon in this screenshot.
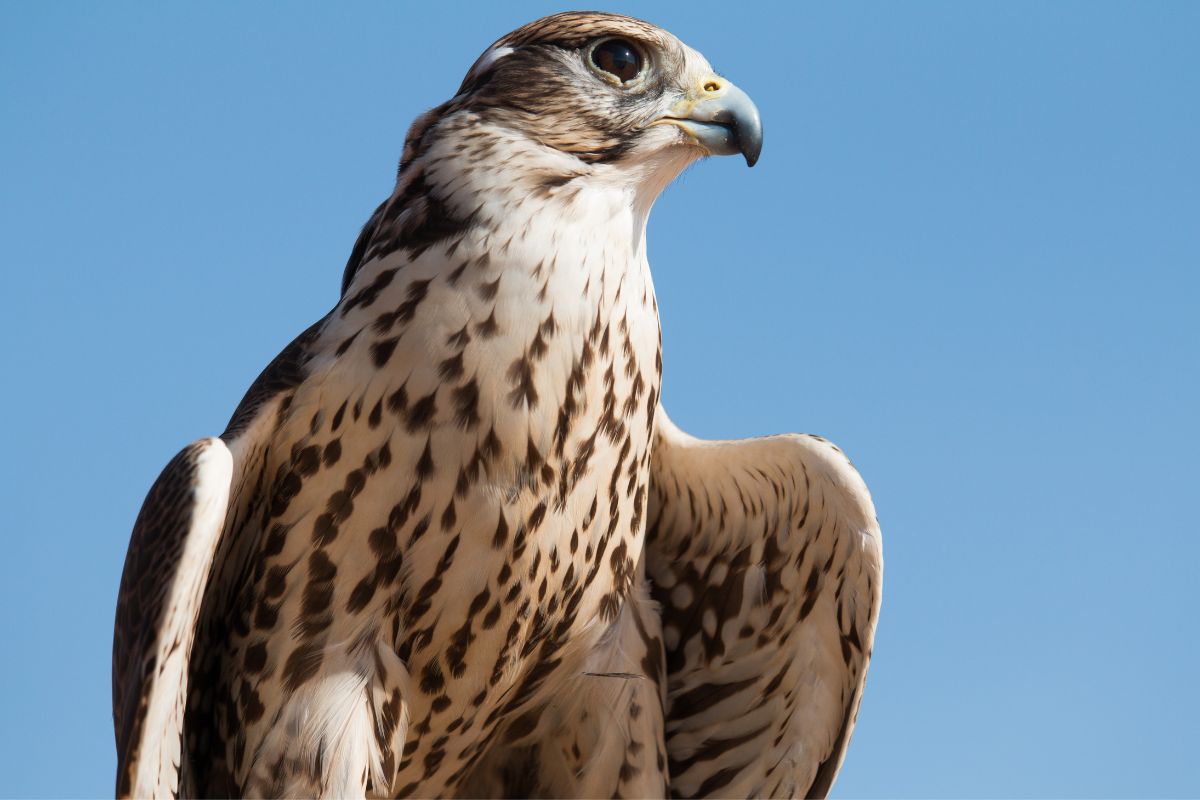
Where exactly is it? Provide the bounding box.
[113,11,882,799]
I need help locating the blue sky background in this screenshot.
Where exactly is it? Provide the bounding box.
[2,2,1198,796]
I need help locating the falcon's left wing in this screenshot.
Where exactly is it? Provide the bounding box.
[647,409,883,799]
[112,438,232,799]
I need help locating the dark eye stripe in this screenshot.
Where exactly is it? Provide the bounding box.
[591,39,642,83]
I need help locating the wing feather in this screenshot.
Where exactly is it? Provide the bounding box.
[113,438,233,799]
[647,409,883,799]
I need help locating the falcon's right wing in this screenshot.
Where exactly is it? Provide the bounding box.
[647,409,883,798]
[112,438,233,799]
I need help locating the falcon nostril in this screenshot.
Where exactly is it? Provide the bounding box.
[703,80,721,93]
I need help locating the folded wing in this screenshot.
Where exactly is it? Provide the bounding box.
[647,410,883,799]
[112,438,233,799]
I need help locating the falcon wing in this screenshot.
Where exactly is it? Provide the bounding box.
[112,318,323,798]
[112,438,233,799]
[647,409,883,799]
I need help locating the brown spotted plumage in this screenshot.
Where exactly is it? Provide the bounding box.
[113,11,880,799]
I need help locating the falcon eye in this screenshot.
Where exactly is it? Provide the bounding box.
[590,38,644,84]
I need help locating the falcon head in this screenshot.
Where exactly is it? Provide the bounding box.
[343,12,762,292]
[402,11,761,185]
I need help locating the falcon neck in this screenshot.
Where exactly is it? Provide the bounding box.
[413,115,657,263]
[337,113,679,331]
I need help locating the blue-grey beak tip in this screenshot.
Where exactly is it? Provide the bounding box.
[728,95,763,167]
[741,126,762,167]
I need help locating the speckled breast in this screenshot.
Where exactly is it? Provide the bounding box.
[207,219,664,792]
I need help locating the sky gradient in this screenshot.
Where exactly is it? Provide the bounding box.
[2,2,1198,796]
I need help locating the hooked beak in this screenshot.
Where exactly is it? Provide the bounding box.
[657,77,763,167]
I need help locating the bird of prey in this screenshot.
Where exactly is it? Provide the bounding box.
[113,11,882,799]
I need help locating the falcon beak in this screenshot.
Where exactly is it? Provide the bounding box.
[658,77,763,167]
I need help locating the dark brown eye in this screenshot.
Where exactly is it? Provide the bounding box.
[591,38,643,83]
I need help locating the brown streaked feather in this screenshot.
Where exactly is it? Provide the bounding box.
[223,318,326,438]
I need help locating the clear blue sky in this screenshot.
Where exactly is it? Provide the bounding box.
[2,2,1197,797]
